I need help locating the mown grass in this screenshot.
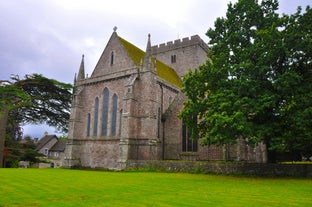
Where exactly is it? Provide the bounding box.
[0,168,311,207]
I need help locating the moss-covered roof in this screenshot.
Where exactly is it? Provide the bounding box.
[118,36,182,88]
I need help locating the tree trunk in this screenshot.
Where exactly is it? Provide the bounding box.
[0,106,8,168]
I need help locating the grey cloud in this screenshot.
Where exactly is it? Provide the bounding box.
[1,0,309,138]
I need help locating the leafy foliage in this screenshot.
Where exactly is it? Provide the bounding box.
[4,137,44,167]
[180,0,312,161]
[7,74,72,134]
[1,74,72,167]
[0,80,31,112]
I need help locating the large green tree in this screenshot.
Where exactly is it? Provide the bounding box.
[180,0,312,162]
[0,74,72,167]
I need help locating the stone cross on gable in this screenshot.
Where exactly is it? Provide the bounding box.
[113,26,117,32]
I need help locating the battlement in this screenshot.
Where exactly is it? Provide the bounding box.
[152,35,209,54]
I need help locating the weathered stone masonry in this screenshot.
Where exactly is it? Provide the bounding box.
[63,30,267,170]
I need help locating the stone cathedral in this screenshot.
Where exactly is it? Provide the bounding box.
[63,29,266,169]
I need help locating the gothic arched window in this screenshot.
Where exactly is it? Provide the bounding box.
[157,107,161,138]
[101,88,109,136]
[119,109,123,136]
[182,124,197,152]
[87,113,91,137]
[93,97,99,136]
[111,94,118,136]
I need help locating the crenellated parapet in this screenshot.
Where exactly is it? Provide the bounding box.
[152,35,209,54]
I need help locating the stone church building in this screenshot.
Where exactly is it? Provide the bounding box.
[63,30,266,169]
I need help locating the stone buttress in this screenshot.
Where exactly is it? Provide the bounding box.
[63,55,85,167]
[119,34,162,168]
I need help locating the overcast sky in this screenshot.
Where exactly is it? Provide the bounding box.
[1,0,310,138]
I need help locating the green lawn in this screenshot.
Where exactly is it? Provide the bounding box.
[0,169,311,207]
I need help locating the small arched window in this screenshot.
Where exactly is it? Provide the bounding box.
[110,51,114,65]
[86,113,91,137]
[171,54,176,63]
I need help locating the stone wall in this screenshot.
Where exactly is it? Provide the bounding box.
[75,74,131,140]
[126,160,312,177]
[162,93,184,160]
[79,139,120,169]
[92,33,137,77]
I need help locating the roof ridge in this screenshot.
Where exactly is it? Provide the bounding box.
[117,36,145,66]
[35,135,57,151]
[117,35,182,88]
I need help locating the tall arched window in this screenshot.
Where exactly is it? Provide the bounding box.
[182,124,197,152]
[93,97,99,136]
[119,109,123,136]
[111,94,118,136]
[157,108,161,138]
[101,88,109,136]
[87,113,91,137]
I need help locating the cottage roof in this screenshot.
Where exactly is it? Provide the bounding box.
[118,35,182,88]
[35,135,58,151]
[49,140,67,152]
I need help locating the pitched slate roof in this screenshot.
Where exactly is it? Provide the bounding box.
[118,36,182,88]
[49,140,66,152]
[35,135,58,151]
